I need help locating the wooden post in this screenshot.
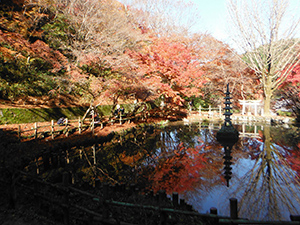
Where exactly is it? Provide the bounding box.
[219,105,222,117]
[78,117,82,134]
[158,190,167,203]
[179,199,186,209]
[35,158,39,175]
[210,207,219,224]
[34,122,38,139]
[51,120,54,139]
[91,110,95,135]
[159,190,167,225]
[18,125,21,140]
[172,192,179,208]
[62,172,70,225]
[210,207,217,215]
[65,118,69,137]
[290,215,300,221]
[119,114,122,125]
[199,105,201,116]
[66,150,70,164]
[230,198,238,219]
[79,147,83,160]
[92,145,96,165]
[209,105,212,118]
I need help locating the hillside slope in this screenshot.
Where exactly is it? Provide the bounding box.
[0,1,77,105]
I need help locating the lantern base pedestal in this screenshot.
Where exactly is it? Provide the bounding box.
[216,124,239,144]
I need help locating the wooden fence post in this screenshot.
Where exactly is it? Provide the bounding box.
[78,117,82,134]
[210,207,217,215]
[290,215,300,221]
[230,198,238,219]
[210,207,219,224]
[92,145,96,165]
[91,111,95,135]
[172,192,179,208]
[34,122,38,139]
[35,158,39,175]
[51,120,54,139]
[65,118,69,137]
[159,190,167,225]
[79,147,83,160]
[62,172,70,225]
[18,125,21,140]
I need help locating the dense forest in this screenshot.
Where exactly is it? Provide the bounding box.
[0,0,300,117]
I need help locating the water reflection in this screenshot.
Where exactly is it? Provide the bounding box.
[227,125,300,221]
[140,122,300,221]
[28,122,300,221]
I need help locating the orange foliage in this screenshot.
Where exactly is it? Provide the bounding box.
[128,37,205,105]
[147,143,213,194]
[0,30,69,72]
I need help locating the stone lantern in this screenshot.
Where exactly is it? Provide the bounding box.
[216,83,239,143]
[216,84,239,187]
[224,83,233,127]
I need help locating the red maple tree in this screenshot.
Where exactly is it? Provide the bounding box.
[128,37,206,106]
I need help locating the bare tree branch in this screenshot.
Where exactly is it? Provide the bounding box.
[227,0,300,115]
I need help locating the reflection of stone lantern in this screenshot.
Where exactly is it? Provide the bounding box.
[216,84,239,187]
[223,145,233,187]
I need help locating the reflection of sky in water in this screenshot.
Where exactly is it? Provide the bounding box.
[183,157,256,217]
[180,140,300,221]
[117,122,300,221]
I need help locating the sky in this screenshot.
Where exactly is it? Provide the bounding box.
[120,0,300,50]
[189,0,300,49]
[191,0,228,41]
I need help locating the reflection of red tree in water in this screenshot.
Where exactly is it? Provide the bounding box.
[146,143,222,194]
[286,143,300,177]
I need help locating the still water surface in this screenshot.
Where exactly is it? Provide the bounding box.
[118,122,300,221]
[38,121,300,221]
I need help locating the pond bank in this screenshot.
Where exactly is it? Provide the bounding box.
[186,111,295,125]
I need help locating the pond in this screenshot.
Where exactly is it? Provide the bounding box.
[32,121,300,222]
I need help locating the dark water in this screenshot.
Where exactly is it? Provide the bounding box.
[33,121,300,221]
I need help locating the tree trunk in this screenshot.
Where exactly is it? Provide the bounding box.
[264,93,272,116]
[264,79,272,116]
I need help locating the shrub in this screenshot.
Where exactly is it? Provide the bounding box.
[0,56,58,99]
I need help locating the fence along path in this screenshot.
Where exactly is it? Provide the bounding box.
[6,170,300,225]
[14,113,135,141]
[14,105,219,141]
